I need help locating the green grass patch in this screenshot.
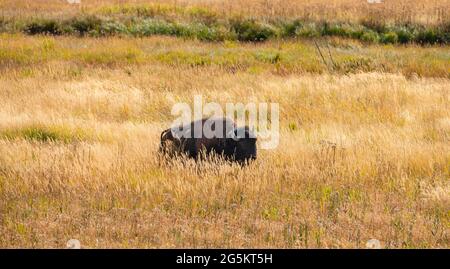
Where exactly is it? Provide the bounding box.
[1,10,447,45]
[0,34,448,78]
[155,51,212,66]
[0,124,93,143]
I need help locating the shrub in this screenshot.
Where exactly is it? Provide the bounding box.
[349,27,366,39]
[12,15,449,45]
[24,19,61,35]
[322,23,353,38]
[98,21,128,36]
[380,31,399,44]
[130,19,176,36]
[279,19,303,37]
[415,29,441,44]
[66,16,102,36]
[125,20,232,41]
[194,24,230,41]
[396,28,415,44]
[231,19,277,42]
[173,23,196,38]
[295,23,320,38]
[441,22,450,42]
[360,30,380,43]
[437,23,450,44]
[443,31,450,44]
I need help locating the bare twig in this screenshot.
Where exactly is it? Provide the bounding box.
[326,43,337,70]
[314,40,331,72]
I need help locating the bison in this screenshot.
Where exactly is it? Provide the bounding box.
[159,118,257,163]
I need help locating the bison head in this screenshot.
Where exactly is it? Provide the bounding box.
[229,126,257,163]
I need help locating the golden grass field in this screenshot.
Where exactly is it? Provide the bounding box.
[1,0,449,25]
[0,1,449,248]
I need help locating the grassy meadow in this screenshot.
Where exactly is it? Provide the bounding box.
[1,0,448,25]
[1,0,449,44]
[0,0,449,248]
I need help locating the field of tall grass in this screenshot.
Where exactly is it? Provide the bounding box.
[1,0,449,44]
[1,0,449,25]
[0,1,449,248]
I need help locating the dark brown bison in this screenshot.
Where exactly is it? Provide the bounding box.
[159,118,257,163]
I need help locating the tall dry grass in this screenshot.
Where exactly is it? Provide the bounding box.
[0,56,449,247]
[1,0,449,25]
[0,1,448,248]
[1,35,449,78]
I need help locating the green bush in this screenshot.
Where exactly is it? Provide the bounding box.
[415,29,441,44]
[360,30,380,43]
[24,19,61,35]
[437,23,450,43]
[380,31,399,44]
[98,21,128,36]
[8,15,449,45]
[396,28,415,44]
[279,19,303,37]
[122,19,232,41]
[130,19,176,36]
[443,31,450,44]
[66,16,102,36]
[295,23,320,38]
[231,19,277,42]
[322,23,353,38]
[173,23,196,38]
[193,24,230,41]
